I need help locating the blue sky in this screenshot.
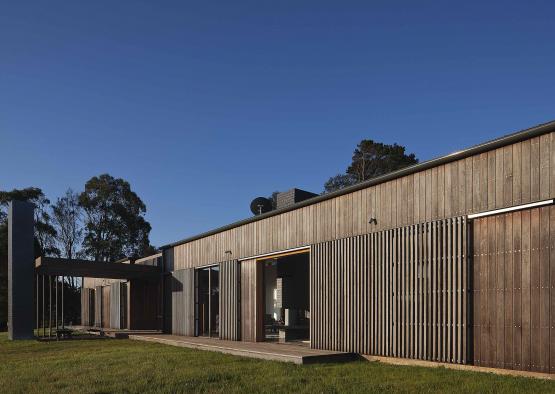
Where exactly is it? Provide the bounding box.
[1,1,554,247]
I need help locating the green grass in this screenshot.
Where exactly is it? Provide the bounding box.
[0,333,553,393]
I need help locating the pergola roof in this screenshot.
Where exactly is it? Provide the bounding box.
[35,256,161,279]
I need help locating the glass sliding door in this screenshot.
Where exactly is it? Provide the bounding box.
[210,266,219,337]
[197,267,210,336]
[195,265,219,337]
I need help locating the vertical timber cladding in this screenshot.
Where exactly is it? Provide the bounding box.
[121,282,128,329]
[81,288,95,326]
[80,288,87,326]
[241,259,263,342]
[94,286,102,328]
[109,282,127,329]
[171,268,195,336]
[472,206,555,373]
[102,286,111,328]
[311,217,468,364]
[219,260,241,340]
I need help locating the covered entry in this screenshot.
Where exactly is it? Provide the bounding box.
[240,248,310,343]
[35,256,162,336]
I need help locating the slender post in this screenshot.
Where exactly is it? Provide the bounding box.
[55,276,58,336]
[61,276,64,329]
[49,275,52,337]
[42,275,45,337]
[35,275,39,337]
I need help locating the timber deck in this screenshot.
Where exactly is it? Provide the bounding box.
[129,334,356,364]
[72,326,163,339]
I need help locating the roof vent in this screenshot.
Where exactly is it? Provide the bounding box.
[276,188,318,210]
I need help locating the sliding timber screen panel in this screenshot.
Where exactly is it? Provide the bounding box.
[472,206,555,373]
[94,286,102,328]
[171,268,195,336]
[220,260,240,340]
[102,286,111,328]
[241,259,263,342]
[110,282,127,329]
[121,282,128,329]
[311,217,468,364]
[81,288,95,326]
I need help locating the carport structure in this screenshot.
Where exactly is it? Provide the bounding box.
[34,256,162,338]
[6,200,163,340]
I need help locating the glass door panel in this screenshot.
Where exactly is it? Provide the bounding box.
[196,267,210,337]
[195,265,220,337]
[210,266,220,337]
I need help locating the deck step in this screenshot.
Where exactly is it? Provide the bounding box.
[129,334,356,365]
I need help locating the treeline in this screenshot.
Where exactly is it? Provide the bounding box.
[264,140,418,208]
[0,173,155,329]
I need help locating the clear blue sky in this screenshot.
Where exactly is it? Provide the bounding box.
[1,1,554,247]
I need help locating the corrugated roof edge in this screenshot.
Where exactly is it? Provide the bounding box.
[161,119,555,250]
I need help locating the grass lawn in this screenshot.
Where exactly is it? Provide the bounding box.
[0,333,553,393]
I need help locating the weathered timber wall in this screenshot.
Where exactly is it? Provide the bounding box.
[81,287,95,327]
[219,260,240,340]
[109,282,123,329]
[169,269,195,336]
[241,259,263,342]
[94,286,102,328]
[166,133,555,270]
[472,206,555,373]
[310,217,468,364]
[101,286,110,328]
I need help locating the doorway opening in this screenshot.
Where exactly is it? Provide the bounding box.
[195,265,219,337]
[260,251,309,343]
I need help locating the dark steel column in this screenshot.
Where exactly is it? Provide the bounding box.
[55,276,58,334]
[61,276,64,329]
[35,274,39,336]
[49,275,52,337]
[42,275,45,337]
[7,200,35,340]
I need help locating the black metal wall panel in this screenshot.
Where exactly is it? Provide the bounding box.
[7,201,35,339]
[219,260,240,340]
[310,217,468,364]
[171,268,195,336]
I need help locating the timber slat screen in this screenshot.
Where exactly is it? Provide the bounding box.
[472,206,555,373]
[171,269,195,336]
[241,259,263,342]
[109,282,128,329]
[311,217,468,364]
[219,260,241,341]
